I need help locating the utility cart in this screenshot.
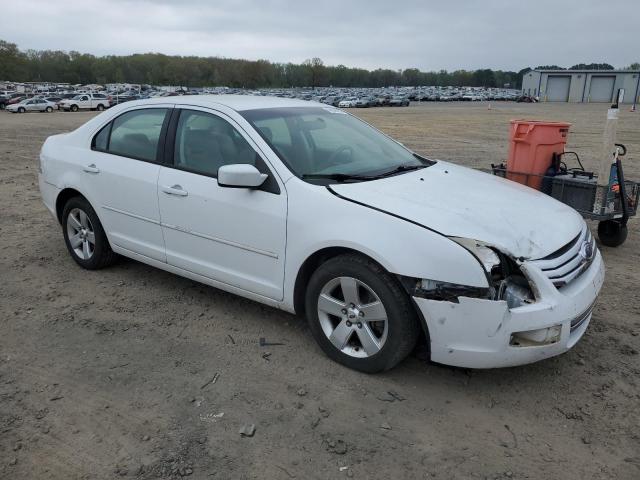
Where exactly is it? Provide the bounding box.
[490,90,638,247]
[492,143,639,246]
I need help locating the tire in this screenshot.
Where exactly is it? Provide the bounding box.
[305,253,419,373]
[97,104,104,111]
[18,107,25,113]
[46,106,53,113]
[597,220,628,247]
[0,103,5,110]
[62,196,117,269]
[70,104,79,112]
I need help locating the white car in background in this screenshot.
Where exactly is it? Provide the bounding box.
[7,98,57,113]
[38,96,604,372]
[59,93,110,112]
[338,98,357,108]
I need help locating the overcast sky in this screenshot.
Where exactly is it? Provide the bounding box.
[5,0,639,71]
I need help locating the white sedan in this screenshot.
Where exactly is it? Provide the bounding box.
[7,98,57,113]
[338,99,357,108]
[38,96,604,372]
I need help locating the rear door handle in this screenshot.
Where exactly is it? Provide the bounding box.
[161,184,188,197]
[83,163,100,174]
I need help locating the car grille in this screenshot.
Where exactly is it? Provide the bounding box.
[530,225,596,288]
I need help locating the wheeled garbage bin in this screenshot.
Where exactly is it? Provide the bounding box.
[507,120,571,190]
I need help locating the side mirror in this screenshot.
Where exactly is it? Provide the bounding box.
[217,164,267,188]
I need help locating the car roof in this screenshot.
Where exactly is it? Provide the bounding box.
[132,94,320,112]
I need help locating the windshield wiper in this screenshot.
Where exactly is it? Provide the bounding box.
[301,173,375,182]
[302,163,429,183]
[369,163,427,178]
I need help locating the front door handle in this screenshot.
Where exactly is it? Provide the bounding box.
[161,184,188,197]
[83,163,100,174]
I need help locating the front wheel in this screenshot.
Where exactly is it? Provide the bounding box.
[597,220,628,247]
[18,107,25,113]
[62,197,117,269]
[305,254,419,373]
[70,104,79,112]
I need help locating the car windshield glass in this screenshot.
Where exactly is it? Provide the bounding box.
[72,95,83,100]
[241,107,434,184]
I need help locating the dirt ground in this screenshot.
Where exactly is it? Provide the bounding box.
[1,102,639,480]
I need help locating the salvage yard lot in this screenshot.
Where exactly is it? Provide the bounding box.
[1,102,639,479]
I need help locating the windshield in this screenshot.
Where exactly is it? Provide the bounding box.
[241,106,433,184]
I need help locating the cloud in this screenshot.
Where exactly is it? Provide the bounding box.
[6,0,639,71]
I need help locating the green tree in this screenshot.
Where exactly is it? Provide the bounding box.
[570,63,614,70]
[303,57,325,89]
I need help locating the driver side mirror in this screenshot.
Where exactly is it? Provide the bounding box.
[217,164,267,188]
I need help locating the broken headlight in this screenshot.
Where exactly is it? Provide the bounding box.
[407,239,536,307]
[413,279,491,302]
[453,238,536,308]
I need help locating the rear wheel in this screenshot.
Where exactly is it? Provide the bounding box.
[45,106,53,113]
[305,254,419,373]
[597,220,628,247]
[62,197,117,269]
[97,104,104,111]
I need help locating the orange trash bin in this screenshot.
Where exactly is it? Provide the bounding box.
[506,120,571,190]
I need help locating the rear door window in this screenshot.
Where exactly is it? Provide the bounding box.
[91,108,168,162]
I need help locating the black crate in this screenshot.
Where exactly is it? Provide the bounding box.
[550,175,597,213]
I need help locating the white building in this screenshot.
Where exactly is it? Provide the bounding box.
[522,69,640,104]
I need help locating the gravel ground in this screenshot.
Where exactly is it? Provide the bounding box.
[1,102,639,480]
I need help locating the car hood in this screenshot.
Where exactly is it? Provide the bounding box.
[329,161,584,260]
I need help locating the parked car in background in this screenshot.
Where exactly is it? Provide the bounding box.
[59,93,110,112]
[389,95,410,106]
[0,95,9,110]
[376,95,391,106]
[338,98,357,108]
[7,98,57,113]
[44,97,63,109]
[355,97,376,107]
[107,93,140,105]
[7,95,29,106]
[516,95,538,103]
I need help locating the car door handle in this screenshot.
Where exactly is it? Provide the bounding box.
[83,164,100,174]
[162,184,188,196]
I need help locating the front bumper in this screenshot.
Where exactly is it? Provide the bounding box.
[415,249,605,368]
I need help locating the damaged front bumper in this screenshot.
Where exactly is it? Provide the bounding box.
[415,249,605,368]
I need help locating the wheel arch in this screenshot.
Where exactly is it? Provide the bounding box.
[292,245,431,357]
[55,187,89,224]
[293,247,383,316]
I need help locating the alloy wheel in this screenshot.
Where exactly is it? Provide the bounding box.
[317,276,388,358]
[66,208,96,260]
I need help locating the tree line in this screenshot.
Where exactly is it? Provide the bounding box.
[1,40,633,90]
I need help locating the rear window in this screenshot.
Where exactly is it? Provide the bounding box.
[92,123,110,151]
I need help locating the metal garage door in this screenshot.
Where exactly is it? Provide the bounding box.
[588,76,615,102]
[546,76,571,102]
